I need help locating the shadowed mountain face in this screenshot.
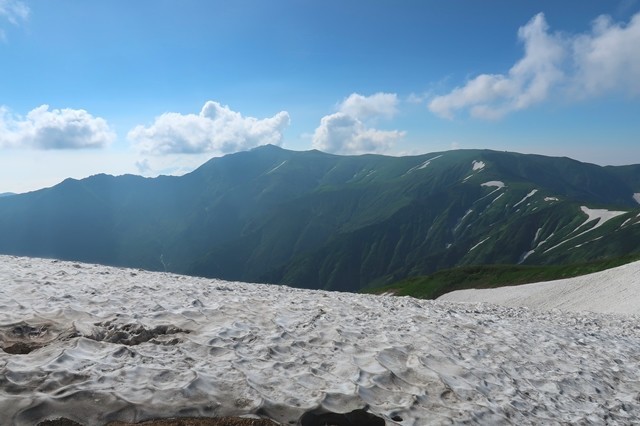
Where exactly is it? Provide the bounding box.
[0,145,639,291]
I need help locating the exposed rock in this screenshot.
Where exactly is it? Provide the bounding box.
[300,408,385,426]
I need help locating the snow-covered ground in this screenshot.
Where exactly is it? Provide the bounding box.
[2,256,640,425]
[439,260,640,315]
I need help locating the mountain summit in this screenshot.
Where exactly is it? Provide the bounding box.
[1,146,639,291]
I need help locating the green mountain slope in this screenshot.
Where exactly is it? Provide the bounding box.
[0,145,639,291]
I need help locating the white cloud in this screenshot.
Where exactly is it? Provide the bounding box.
[129,101,290,155]
[429,13,564,120]
[572,13,640,97]
[312,92,405,154]
[0,105,115,149]
[429,11,640,120]
[0,0,29,41]
[312,112,404,155]
[338,92,398,120]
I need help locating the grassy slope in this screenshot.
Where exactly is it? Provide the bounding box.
[365,253,640,300]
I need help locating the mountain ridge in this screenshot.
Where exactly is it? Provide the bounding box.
[1,145,639,291]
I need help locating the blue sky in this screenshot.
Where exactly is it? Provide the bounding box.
[1,0,640,192]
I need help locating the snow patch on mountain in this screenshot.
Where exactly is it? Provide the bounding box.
[580,206,627,227]
[536,232,554,249]
[454,209,473,232]
[519,250,535,263]
[634,193,640,204]
[518,227,544,263]
[533,227,542,245]
[469,237,490,252]
[266,160,287,174]
[472,160,485,171]
[545,206,627,253]
[405,155,443,174]
[481,181,505,189]
[574,236,603,248]
[513,189,538,208]
[544,197,559,202]
[489,192,505,206]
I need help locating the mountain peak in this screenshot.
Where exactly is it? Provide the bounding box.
[250,144,286,152]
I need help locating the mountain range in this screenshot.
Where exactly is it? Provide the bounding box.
[1,145,639,292]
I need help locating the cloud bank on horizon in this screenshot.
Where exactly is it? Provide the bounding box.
[1,3,639,192]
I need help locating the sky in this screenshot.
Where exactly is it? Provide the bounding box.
[1,0,640,193]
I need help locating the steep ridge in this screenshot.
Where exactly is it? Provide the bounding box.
[0,145,639,291]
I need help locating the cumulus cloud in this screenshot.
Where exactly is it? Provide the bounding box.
[572,13,640,97]
[429,13,564,120]
[0,105,115,149]
[129,101,290,155]
[429,11,640,120]
[0,0,29,41]
[312,93,405,154]
[338,92,399,120]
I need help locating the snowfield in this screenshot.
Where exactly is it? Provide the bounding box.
[2,256,640,425]
[439,260,640,315]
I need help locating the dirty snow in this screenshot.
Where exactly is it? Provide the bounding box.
[2,256,640,425]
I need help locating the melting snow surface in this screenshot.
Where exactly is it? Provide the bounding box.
[2,256,640,425]
[480,181,505,189]
[441,260,640,315]
[472,160,485,171]
[544,197,559,202]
